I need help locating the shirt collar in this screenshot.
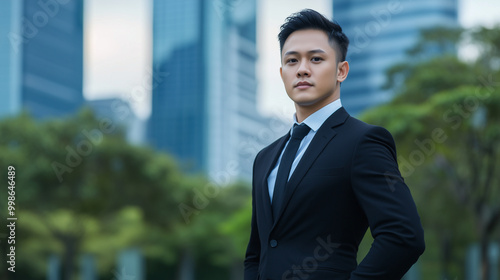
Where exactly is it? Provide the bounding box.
[292,99,342,132]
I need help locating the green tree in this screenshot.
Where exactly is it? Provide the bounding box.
[0,109,197,279]
[0,109,257,280]
[175,181,251,280]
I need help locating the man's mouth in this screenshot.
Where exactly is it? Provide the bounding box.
[295,81,313,89]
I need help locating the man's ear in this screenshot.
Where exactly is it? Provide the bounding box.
[337,61,349,83]
[280,66,283,81]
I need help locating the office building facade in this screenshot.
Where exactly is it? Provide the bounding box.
[333,0,458,115]
[0,0,84,119]
[149,0,270,181]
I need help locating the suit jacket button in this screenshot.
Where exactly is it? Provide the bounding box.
[270,239,278,248]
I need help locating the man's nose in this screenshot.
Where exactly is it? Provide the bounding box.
[297,60,311,77]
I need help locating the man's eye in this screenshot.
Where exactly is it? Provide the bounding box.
[286,58,297,63]
[311,57,323,62]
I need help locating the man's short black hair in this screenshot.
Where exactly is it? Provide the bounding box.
[278,9,349,62]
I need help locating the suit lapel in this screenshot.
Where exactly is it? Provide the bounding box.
[260,132,290,228]
[272,108,350,229]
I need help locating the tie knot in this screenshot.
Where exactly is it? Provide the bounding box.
[291,124,310,140]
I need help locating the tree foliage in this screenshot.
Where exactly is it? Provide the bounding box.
[362,25,500,279]
[0,109,250,280]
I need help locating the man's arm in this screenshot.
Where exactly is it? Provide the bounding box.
[350,126,425,280]
[244,154,262,280]
[244,183,260,280]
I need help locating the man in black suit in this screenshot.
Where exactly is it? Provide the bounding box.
[244,9,425,280]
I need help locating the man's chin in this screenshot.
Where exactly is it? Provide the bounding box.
[292,95,338,109]
[294,100,320,108]
[290,93,315,104]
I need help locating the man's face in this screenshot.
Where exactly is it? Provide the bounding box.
[280,29,348,110]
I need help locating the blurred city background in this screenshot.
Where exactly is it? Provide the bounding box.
[0,0,499,279]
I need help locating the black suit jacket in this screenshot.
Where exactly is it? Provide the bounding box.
[244,107,425,280]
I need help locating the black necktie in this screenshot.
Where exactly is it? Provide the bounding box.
[272,123,311,220]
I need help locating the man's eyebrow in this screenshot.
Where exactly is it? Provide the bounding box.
[283,49,326,56]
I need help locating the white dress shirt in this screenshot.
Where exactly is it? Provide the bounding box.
[268,99,343,201]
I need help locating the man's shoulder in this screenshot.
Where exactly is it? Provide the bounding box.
[343,115,396,149]
[345,115,391,135]
[323,107,379,134]
[345,115,369,127]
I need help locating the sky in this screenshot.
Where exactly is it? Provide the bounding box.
[83,0,500,120]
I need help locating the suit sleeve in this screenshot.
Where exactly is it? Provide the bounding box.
[350,126,425,280]
[244,152,262,280]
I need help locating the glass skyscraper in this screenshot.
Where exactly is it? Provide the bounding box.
[333,0,458,115]
[149,0,265,180]
[0,0,84,119]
